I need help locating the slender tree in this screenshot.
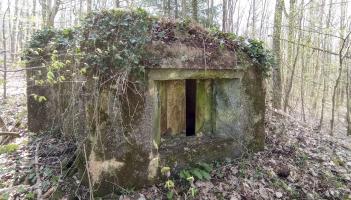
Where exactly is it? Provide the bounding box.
[39,0,62,27]
[192,0,198,21]
[2,1,10,99]
[87,0,92,12]
[222,0,227,32]
[272,0,284,109]
[283,0,297,112]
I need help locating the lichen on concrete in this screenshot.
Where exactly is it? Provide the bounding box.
[88,151,125,184]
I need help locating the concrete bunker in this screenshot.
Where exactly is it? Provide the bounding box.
[24,9,269,195]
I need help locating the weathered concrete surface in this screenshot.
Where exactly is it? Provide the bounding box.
[241,67,266,150]
[26,66,85,137]
[159,135,243,170]
[213,79,241,137]
[82,78,157,195]
[26,64,265,196]
[196,79,213,135]
[26,50,265,197]
[26,56,59,133]
[146,41,241,70]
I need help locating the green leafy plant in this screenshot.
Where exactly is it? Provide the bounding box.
[30,94,47,103]
[25,192,35,200]
[0,193,9,200]
[180,162,212,181]
[161,166,176,199]
[0,144,19,155]
[296,152,308,167]
[178,163,213,198]
[165,179,175,199]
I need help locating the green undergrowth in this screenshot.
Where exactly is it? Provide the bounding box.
[0,144,19,155]
[24,8,274,86]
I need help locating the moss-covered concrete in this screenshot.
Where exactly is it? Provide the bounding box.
[213,79,241,137]
[159,135,243,171]
[196,80,213,135]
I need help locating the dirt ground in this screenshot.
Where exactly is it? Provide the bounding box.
[0,71,351,199]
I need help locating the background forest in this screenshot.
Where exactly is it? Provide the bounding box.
[0,0,351,199]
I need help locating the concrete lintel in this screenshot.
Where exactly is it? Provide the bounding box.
[147,69,243,81]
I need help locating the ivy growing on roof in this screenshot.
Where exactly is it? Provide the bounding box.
[24,8,274,85]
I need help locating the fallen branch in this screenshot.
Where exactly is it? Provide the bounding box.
[0,132,20,137]
[42,187,55,199]
[0,184,34,193]
[0,66,47,73]
[35,142,43,200]
[268,107,309,127]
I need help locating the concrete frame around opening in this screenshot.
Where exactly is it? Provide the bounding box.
[147,69,244,145]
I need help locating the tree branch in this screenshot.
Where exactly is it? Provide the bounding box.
[0,132,20,137]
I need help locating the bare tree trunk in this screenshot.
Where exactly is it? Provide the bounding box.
[175,0,179,18]
[222,0,227,32]
[181,0,187,18]
[47,0,61,27]
[39,0,62,28]
[272,0,284,109]
[330,0,350,135]
[115,0,120,7]
[17,0,25,53]
[207,0,210,26]
[2,2,10,100]
[319,0,333,129]
[246,0,252,36]
[347,59,351,136]
[32,0,37,31]
[11,0,19,62]
[87,0,92,12]
[283,0,297,112]
[330,32,351,135]
[259,0,267,38]
[346,58,351,136]
[166,0,171,17]
[228,0,237,33]
[300,47,306,122]
[192,0,198,21]
[235,1,242,35]
[251,0,256,37]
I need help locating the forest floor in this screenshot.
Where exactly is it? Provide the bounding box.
[0,73,351,200]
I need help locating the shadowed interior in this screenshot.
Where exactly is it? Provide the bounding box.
[186,79,196,136]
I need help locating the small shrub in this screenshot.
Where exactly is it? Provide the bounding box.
[179,162,213,181]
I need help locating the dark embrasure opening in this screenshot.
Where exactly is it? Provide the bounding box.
[186,79,196,136]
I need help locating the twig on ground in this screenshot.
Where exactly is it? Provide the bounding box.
[83,144,94,200]
[0,132,20,137]
[0,184,34,193]
[35,142,43,200]
[42,187,55,199]
[268,107,309,127]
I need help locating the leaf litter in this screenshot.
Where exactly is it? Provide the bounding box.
[0,95,351,199]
